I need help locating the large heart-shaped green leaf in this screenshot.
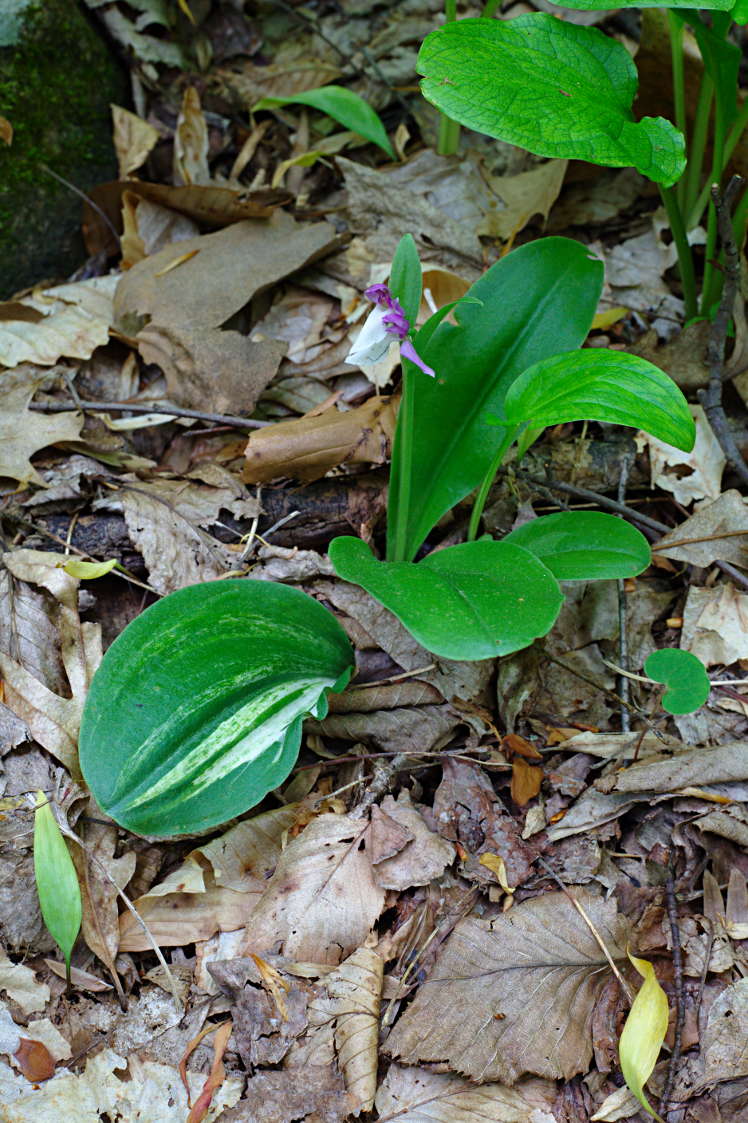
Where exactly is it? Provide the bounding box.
[502,350,696,451]
[388,237,603,562]
[417,15,685,186]
[329,537,563,661]
[504,512,651,581]
[79,581,354,838]
[254,86,394,157]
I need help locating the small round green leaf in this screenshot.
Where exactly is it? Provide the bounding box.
[329,536,563,661]
[79,580,354,837]
[644,649,711,715]
[504,512,651,580]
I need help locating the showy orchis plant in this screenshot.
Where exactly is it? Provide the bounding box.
[330,233,696,662]
[419,1,748,319]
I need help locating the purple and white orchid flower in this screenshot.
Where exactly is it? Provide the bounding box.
[345,283,435,378]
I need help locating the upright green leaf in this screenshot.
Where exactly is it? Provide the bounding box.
[619,953,669,1123]
[644,649,711,714]
[418,16,685,186]
[34,793,82,982]
[79,580,354,837]
[389,234,422,329]
[502,350,696,452]
[504,512,651,581]
[330,536,563,661]
[387,237,603,562]
[254,86,394,157]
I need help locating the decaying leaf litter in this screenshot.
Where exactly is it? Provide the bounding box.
[2,1,748,1120]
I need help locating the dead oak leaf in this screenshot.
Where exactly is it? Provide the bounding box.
[375,1063,558,1123]
[386,889,629,1084]
[0,368,83,485]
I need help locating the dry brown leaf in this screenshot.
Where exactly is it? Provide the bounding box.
[124,180,291,225]
[223,1068,351,1123]
[72,818,136,996]
[110,105,160,179]
[375,1063,559,1123]
[386,890,629,1084]
[595,741,748,795]
[372,792,455,891]
[119,805,298,952]
[0,115,12,146]
[478,159,568,240]
[654,490,748,567]
[97,468,260,595]
[369,804,415,865]
[214,59,341,103]
[0,276,118,368]
[0,549,102,775]
[13,1038,55,1083]
[326,946,382,1115]
[115,213,335,335]
[701,978,748,1087]
[511,758,543,807]
[244,396,397,484]
[637,405,724,504]
[242,813,385,965]
[681,584,748,666]
[0,368,83,484]
[0,950,49,1015]
[120,191,200,269]
[137,321,286,415]
[630,320,711,391]
[174,86,210,187]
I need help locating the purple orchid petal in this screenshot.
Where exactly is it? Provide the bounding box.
[400,339,435,378]
[382,307,409,340]
[364,283,393,307]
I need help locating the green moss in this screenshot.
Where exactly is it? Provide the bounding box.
[0,0,127,296]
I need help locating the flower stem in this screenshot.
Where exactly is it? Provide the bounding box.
[659,185,698,321]
[700,104,727,316]
[683,74,714,226]
[436,0,460,156]
[481,0,502,15]
[467,426,520,542]
[667,14,688,211]
[386,370,415,562]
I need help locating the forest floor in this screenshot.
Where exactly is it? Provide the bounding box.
[1,2,748,1121]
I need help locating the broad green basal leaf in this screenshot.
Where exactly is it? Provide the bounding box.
[502,350,696,451]
[417,15,685,186]
[388,237,603,563]
[79,580,354,838]
[644,648,710,715]
[329,536,563,661]
[504,512,651,581]
[254,86,394,157]
[34,792,82,982]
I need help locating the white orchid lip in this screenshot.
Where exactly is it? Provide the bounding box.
[345,283,436,377]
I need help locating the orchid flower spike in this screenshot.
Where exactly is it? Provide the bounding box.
[346,283,436,377]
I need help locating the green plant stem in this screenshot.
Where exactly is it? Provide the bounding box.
[690,96,748,228]
[387,372,416,562]
[667,14,687,211]
[659,185,698,321]
[683,75,714,225]
[436,0,460,155]
[481,0,502,15]
[467,425,520,541]
[701,114,727,316]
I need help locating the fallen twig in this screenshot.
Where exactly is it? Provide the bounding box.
[29,398,271,430]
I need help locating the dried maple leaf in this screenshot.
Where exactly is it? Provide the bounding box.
[0,368,83,484]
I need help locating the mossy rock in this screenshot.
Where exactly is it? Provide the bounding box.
[0,0,128,297]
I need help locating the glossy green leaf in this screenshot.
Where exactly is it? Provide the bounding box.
[329,536,563,661]
[254,86,394,157]
[389,233,422,330]
[388,237,603,563]
[79,580,354,837]
[644,648,711,715]
[62,557,118,579]
[504,512,651,581]
[502,350,696,452]
[619,952,669,1123]
[674,12,740,131]
[417,16,685,186]
[553,0,730,9]
[732,0,748,24]
[34,792,82,980]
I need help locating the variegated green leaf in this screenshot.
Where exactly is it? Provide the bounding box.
[79,580,354,837]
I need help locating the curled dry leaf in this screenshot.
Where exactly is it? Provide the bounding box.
[637,405,724,505]
[372,792,455,891]
[123,180,292,225]
[241,813,385,966]
[0,949,49,1015]
[326,946,383,1115]
[244,396,397,484]
[174,86,210,187]
[120,191,200,269]
[0,275,118,368]
[594,741,748,795]
[654,491,748,568]
[119,805,298,952]
[375,1063,559,1123]
[110,105,160,179]
[0,368,83,484]
[681,584,748,667]
[386,889,629,1084]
